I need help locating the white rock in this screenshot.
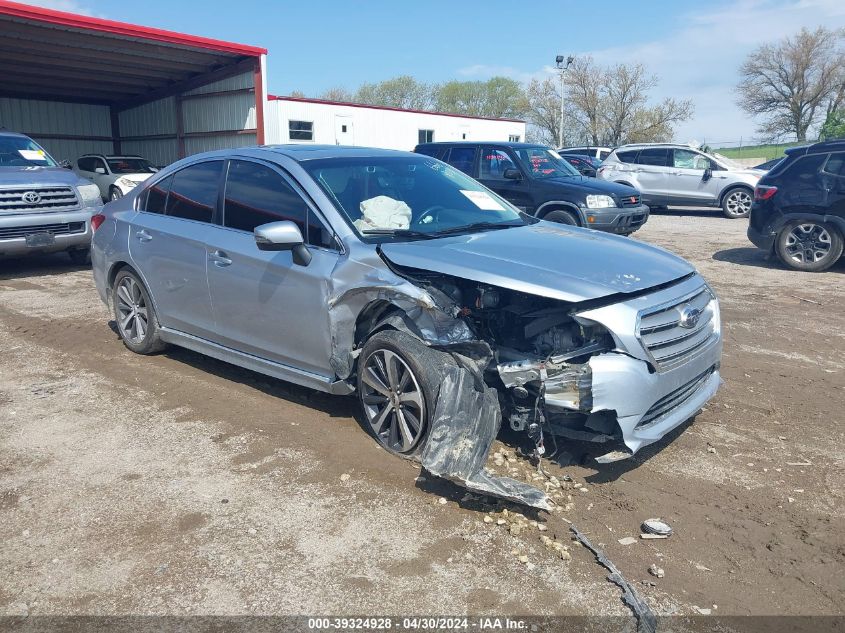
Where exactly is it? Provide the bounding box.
[438,497,448,505]
[340,473,351,482]
[618,537,637,546]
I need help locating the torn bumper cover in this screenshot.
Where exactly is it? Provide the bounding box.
[421,366,551,511]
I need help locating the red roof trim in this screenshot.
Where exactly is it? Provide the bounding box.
[0,0,267,56]
[268,95,525,124]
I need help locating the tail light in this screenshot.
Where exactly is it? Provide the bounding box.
[91,213,105,232]
[754,185,777,201]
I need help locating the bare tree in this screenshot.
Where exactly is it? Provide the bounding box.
[319,87,353,102]
[736,27,845,141]
[525,78,564,145]
[564,58,604,144]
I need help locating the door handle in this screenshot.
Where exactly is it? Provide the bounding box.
[209,249,232,267]
[135,229,152,242]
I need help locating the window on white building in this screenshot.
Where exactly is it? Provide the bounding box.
[509,134,521,142]
[289,120,314,141]
[418,129,434,144]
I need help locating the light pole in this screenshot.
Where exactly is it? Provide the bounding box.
[555,54,574,148]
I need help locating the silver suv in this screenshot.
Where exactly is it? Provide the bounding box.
[598,143,764,218]
[0,131,102,262]
[91,146,722,494]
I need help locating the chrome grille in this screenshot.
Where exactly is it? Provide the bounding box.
[0,222,85,240]
[637,365,716,428]
[637,285,717,371]
[0,186,79,215]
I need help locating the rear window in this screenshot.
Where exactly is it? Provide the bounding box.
[614,149,638,163]
[140,175,172,214]
[823,152,845,177]
[637,148,670,167]
[445,147,477,175]
[599,150,612,160]
[783,153,827,181]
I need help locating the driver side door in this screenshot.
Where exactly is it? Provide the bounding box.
[204,158,341,377]
[476,147,533,212]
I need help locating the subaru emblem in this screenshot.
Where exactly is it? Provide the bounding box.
[678,305,702,329]
[22,191,41,205]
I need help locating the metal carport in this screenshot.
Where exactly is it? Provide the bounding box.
[0,0,267,166]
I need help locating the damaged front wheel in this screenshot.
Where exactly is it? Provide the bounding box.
[357,330,453,457]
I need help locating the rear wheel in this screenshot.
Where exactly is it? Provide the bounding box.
[721,187,752,218]
[112,269,166,354]
[109,187,123,202]
[357,330,454,457]
[543,209,579,226]
[775,221,843,272]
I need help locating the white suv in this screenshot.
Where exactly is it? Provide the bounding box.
[74,154,157,202]
[598,143,764,218]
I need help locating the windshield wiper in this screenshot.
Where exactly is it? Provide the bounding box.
[428,220,524,237]
[361,228,438,239]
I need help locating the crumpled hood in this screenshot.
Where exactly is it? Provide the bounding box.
[0,166,88,188]
[380,223,695,303]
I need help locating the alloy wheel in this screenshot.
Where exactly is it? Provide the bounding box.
[360,349,425,453]
[725,190,751,216]
[115,276,149,344]
[784,223,832,264]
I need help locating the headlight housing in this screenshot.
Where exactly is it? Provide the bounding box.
[116,177,137,191]
[585,194,616,209]
[76,183,102,207]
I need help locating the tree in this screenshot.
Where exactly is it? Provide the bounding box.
[736,27,845,141]
[319,87,353,102]
[819,109,845,140]
[435,77,527,118]
[525,58,692,146]
[353,76,436,110]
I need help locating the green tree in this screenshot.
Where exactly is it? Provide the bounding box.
[353,76,436,110]
[819,109,845,140]
[435,77,526,118]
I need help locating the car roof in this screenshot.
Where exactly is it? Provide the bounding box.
[613,143,694,151]
[260,144,419,160]
[0,130,31,139]
[415,141,546,149]
[79,154,145,159]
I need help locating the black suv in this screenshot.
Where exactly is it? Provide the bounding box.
[414,142,649,235]
[748,140,845,271]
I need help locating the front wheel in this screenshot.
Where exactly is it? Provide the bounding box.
[543,209,579,226]
[721,188,752,218]
[775,221,843,272]
[357,330,454,457]
[110,187,123,201]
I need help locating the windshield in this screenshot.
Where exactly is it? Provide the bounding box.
[303,156,527,240]
[0,136,57,168]
[107,158,156,174]
[514,147,580,179]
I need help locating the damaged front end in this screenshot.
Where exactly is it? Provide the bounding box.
[328,252,721,509]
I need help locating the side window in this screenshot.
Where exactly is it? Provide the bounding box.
[93,158,108,173]
[224,159,308,237]
[77,157,94,172]
[615,150,638,163]
[165,161,223,223]
[673,149,710,170]
[445,147,477,175]
[822,152,845,177]
[599,150,612,160]
[479,148,517,180]
[785,153,827,181]
[637,148,670,167]
[141,175,172,214]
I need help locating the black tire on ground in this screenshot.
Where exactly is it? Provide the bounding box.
[357,329,455,457]
[110,187,123,201]
[775,220,843,272]
[721,187,752,218]
[68,248,91,265]
[543,209,579,226]
[111,268,167,355]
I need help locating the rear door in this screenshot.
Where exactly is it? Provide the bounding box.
[821,152,845,219]
[204,158,340,376]
[477,146,532,211]
[129,161,221,339]
[632,148,670,207]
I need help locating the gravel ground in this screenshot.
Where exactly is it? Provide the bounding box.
[0,209,842,620]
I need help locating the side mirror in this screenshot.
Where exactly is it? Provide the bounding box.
[59,159,72,169]
[95,167,106,174]
[503,168,522,180]
[254,220,312,266]
[702,167,712,181]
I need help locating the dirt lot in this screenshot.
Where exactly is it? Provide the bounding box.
[1,210,843,621]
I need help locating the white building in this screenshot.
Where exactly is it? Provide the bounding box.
[266,95,526,151]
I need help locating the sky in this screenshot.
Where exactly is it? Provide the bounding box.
[19,0,845,145]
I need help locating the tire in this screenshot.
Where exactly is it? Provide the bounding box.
[68,248,91,265]
[543,209,579,226]
[111,269,167,354]
[357,329,455,457]
[109,187,123,202]
[721,187,752,218]
[775,220,843,272]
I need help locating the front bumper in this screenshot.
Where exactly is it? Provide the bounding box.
[0,209,96,257]
[582,204,650,234]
